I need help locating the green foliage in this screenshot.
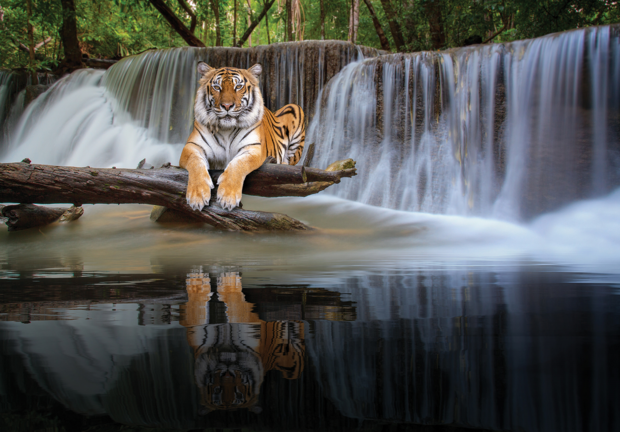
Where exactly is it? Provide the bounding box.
[387,0,620,51]
[0,0,618,71]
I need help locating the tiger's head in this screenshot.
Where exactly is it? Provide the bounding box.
[194,344,264,411]
[194,62,264,132]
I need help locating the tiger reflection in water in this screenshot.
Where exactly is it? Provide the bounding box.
[180,269,305,412]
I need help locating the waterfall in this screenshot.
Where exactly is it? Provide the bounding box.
[0,41,374,168]
[2,30,619,221]
[308,25,620,220]
[0,71,57,148]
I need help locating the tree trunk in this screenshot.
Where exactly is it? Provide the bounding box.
[209,0,221,46]
[265,6,271,44]
[176,0,197,33]
[423,0,445,50]
[363,0,391,51]
[320,0,325,40]
[286,0,293,41]
[26,0,37,83]
[0,160,356,232]
[148,0,205,47]
[379,0,406,52]
[246,0,253,47]
[233,0,237,46]
[58,0,84,71]
[348,0,360,44]
[235,0,277,48]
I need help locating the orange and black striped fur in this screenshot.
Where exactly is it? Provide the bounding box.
[180,62,305,211]
[181,271,305,411]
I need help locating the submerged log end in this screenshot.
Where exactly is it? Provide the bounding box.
[1,204,82,232]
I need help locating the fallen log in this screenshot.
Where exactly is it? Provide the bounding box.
[0,159,357,232]
[0,204,83,231]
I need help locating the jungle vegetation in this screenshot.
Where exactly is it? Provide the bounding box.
[0,0,618,72]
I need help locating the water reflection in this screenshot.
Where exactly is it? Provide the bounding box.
[181,269,305,412]
[0,267,618,432]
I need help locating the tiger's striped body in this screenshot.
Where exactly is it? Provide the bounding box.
[180,63,305,211]
[182,271,305,411]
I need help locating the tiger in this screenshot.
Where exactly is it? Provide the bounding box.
[181,270,305,412]
[180,62,306,211]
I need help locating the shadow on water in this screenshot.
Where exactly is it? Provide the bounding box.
[1,261,619,432]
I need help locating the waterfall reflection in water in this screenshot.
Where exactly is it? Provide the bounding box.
[0,265,618,432]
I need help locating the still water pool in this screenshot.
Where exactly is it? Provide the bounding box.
[1,197,619,431]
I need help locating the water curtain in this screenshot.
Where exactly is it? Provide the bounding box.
[1,41,372,168]
[308,25,620,220]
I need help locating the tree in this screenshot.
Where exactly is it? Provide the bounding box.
[235,0,277,47]
[26,0,37,81]
[363,0,391,51]
[58,0,84,71]
[348,0,360,44]
[0,0,619,71]
[209,0,221,46]
[380,0,406,52]
[423,0,445,50]
[176,0,197,33]
[148,0,205,47]
[286,0,293,41]
[320,0,325,39]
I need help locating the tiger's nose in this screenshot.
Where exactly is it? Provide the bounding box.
[221,102,234,111]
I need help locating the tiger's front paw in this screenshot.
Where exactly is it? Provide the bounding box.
[216,170,243,211]
[186,174,214,211]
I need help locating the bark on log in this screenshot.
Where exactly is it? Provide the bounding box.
[0,160,356,232]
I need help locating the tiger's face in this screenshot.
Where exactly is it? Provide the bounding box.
[194,331,264,411]
[194,62,264,131]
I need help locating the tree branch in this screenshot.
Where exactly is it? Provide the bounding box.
[148,0,205,47]
[176,0,197,33]
[18,36,53,54]
[363,0,391,51]
[379,0,406,52]
[483,21,509,44]
[235,0,277,47]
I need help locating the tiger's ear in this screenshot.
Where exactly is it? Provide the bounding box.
[248,64,262,78]
[197,62,212,76]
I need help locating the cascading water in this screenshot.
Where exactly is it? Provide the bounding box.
[0,70,55,149]
[1,32,619,272]
[308,25,620,221]
[0,41,374,168]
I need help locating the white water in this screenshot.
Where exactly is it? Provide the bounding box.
[1,30,620,274]
[308,25,620,220]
